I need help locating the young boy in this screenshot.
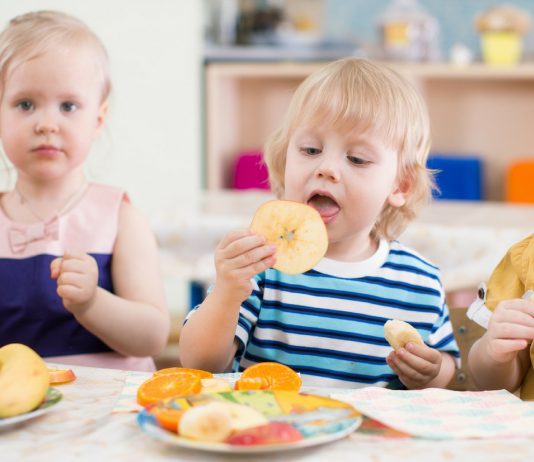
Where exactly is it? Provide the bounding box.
[179,58,459,389]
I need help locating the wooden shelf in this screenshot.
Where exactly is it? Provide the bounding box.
[205,61,534,199]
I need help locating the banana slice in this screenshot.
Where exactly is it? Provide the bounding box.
[178,403,233,442]
[384,319,424,350]
[200,378,232,394]
[210,401,268,431]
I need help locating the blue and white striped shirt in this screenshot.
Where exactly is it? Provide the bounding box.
[232,239,460,389]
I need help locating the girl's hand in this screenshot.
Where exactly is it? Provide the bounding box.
[386,342,442,389]
[483,298,534,364]
[213,229,276,304]
[50,252,99,313]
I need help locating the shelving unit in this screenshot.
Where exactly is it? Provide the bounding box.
[205,61,534,200]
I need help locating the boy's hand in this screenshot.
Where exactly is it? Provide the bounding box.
[483,298,534,364]
[50,252,99,313]
[213,229,276,304]
[386,342,442,389]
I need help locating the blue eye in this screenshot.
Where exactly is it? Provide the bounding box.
[60,101,78,112]
[17,100,33,111]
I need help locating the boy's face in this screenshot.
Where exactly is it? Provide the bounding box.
[284,122,408,261]
[0,45,107,183]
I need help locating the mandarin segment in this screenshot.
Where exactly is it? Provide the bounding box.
[237,362,302,391]
[250,200,328,274]
[137,372,201,407]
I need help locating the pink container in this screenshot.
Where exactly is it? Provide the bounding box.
[232,151,270,190]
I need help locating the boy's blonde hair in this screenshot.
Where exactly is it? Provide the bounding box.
[264,58,432,240]
[0,10,110,101]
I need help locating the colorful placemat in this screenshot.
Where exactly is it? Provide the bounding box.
[331,387,534,439]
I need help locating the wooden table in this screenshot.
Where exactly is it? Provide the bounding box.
[3,364,534,461]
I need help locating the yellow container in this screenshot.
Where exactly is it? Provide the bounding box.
[481,31,522,65]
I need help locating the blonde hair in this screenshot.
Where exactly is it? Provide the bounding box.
[264,58,432,240]
[0,10,111,101]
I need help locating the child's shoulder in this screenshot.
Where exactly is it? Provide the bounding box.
[388,240,440,274]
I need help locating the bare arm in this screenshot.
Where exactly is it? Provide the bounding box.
[54,201,170,357]
[179,229,275,372]
[467,298,534,391]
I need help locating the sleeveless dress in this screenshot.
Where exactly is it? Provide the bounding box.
[0,183,155,371]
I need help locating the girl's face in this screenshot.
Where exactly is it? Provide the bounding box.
[0,45,107,184]
[283,123,409,261]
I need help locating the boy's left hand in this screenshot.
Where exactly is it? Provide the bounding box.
[386,342,442,389]
[50,252,99,314]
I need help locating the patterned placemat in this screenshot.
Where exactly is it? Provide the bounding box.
[331,387,534,439]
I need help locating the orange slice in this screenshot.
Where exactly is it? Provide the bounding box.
[137,372,201,407]
[236,362,302,391]
[149,403,185,433]
[154,367,213,379]
[48,367,76,384]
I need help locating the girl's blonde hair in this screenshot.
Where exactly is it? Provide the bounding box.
[0,10,111,101]
[264,58,433,240]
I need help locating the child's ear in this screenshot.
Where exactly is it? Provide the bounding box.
[387,176,412,208]
[96,100,108,130]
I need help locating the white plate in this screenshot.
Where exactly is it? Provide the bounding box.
[137,390,361,454]
[0,387,62,428]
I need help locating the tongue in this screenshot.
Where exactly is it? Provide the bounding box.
[308,195,340,218]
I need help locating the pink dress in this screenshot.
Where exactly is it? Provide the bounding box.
[0,183,155,372]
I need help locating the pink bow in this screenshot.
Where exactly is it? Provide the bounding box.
[9,215,60,253]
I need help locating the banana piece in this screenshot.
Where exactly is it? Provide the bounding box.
[210,401,268,431]
[384,319,424,350]
[200,378,232,394]
[0,344,50,418]
[179,403,233,442]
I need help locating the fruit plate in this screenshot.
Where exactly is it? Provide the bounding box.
[0,387,62,428]
[137,390,362,454]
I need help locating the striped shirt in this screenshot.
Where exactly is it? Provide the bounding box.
[232,239,460,388]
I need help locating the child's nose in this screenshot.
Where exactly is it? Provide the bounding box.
[314,156,340,182]
[34,112,59,135]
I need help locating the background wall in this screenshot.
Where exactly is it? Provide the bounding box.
[0,0,203,220]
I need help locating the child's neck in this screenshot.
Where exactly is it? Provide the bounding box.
[325,235,379,262]
[3,177,89,223]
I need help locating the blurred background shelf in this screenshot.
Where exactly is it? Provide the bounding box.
[205,61,534,201]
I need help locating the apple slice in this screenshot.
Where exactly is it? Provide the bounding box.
[226,422,303,446]
[384,319,424,350]
[48,367,76,385]
[250,200,328,274]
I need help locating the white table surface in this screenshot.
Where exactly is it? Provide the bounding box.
[3,364,534,461]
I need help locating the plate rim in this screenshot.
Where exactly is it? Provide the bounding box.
[0,387,62,427]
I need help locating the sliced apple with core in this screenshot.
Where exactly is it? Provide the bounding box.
[250,200,328,274]
[48,367,76,385]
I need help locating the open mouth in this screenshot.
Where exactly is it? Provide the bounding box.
[307,193,340,223]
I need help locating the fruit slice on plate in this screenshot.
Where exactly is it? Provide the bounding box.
[384,319,424,350]
[149,403,185,433]
[200,377,232,394]
[137,372,202,407]
[48,367,76,385]
[178,401,268,442]
[235,362,302,391]
[250,200,328,274]
[154,367,213,379]
[226,422,303,446]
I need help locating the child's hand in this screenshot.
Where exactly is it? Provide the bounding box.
[386,342,442,389]
[484,298,534,364]
[213,229,276,304]
[50,252,99,313]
